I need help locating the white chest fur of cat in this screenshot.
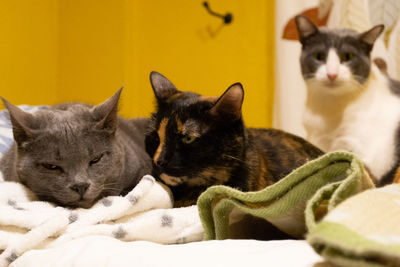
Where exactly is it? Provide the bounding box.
[304,63,400,181]
[295,15,400,183]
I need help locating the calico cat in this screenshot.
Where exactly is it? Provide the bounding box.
[145,72,324,207]
[0,90,152,208]
[295,15,400,185]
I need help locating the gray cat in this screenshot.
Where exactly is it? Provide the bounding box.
[0,90,152,208]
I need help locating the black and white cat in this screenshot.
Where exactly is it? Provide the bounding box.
[295,15,400,184]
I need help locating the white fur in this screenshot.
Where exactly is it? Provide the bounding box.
[304,63,400,181]
[313,49,353,94]
[325,49,340,77]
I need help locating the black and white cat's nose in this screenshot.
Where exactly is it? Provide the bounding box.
[70,182,90,197]
[327,73,338,81]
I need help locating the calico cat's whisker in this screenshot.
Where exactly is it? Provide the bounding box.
[222,154,247,165]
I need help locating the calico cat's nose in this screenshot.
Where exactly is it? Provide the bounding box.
[156,158,167,168]
[70,182,90,197]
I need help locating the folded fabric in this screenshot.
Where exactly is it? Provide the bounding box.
[197,151,375,240]
[307,184,400,267]
[0,175,204,267]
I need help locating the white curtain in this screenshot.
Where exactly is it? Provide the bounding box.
[273,0,318,137]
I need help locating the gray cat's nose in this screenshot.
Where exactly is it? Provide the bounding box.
[70,182,90,197]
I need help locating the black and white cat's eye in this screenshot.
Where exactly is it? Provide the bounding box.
[181,135,197,144]
[89,154,103,166]
[41,163,63,171]
[340,52,354,62]
[312,52,325,61]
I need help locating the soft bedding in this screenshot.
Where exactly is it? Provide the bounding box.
[308,184,400,267]
[9,237,324,267]
[0,176,204,267]
[198,151,374,240]
[3,106,400,267]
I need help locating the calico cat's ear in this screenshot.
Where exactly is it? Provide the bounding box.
[93,88,122,133]
[209,83,244,121]
[150,71,180,102]
[1,97,36,144]
[294,15,319,44]
[359,25,384,48]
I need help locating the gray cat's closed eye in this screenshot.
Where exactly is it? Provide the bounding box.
[89,154,103,166]
[41,163,63,172]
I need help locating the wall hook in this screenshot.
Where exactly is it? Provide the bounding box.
[203,1,233,24]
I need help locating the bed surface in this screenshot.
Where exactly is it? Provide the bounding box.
[11,237,324,267]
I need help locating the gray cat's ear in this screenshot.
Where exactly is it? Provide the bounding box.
[294,15,319,44]
[93,88,122,133]
[1,97,36,144]
[359,25,384,47]
[209,83,244,121]
[150,71,180,102]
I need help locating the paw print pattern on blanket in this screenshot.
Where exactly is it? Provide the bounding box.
[0,175,204,267]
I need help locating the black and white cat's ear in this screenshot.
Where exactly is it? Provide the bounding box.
[359,25,384,48]
[93,88,122,133]
[1,97,36,144]
[209,83,244,121]
[294,15,319,44]
[149,71,180,102]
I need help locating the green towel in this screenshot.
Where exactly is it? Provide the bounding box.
[307,184,400,267]
[197,151,374,240]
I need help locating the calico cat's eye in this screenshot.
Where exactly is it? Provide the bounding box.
[41,163,62,171]
[340,52,354,62]
[312,52,325,61]
[89,154,103,166]
[181,135,197,144]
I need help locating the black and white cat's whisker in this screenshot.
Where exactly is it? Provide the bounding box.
[302,73,316,80]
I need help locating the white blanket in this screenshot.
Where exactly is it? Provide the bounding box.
[9,237,323,267]
[0,175,204,267]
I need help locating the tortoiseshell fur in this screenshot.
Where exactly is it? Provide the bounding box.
[146,72,324,207]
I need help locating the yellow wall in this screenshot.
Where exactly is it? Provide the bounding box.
[0,0,274,128]
[0,0,58,105]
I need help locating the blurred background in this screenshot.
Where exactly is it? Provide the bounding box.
[0,0,399,137]
[0,0,274,128]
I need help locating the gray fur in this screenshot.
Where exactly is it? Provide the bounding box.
[0,90,152,208]
[295,15,383,84]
